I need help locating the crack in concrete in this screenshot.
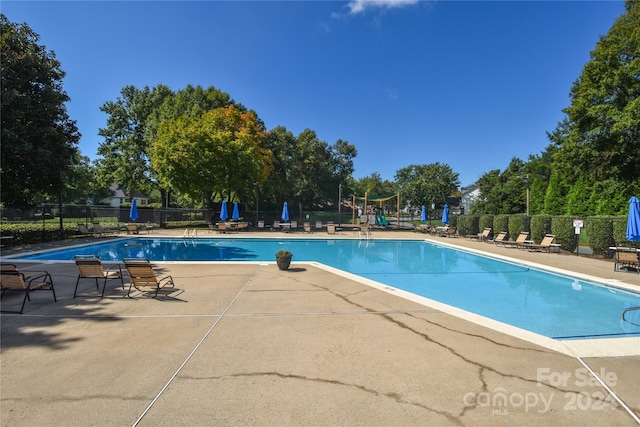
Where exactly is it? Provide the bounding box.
[403,310,552,355]
[305,280,603,417]
[0,395,149,403]
[180,371,463,425]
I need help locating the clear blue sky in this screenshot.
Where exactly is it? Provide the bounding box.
[3,0,625,187]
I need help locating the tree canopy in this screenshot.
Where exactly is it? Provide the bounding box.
[150,105,271,212]
[1,14,80,208]
[472,1,639,216]
[550,0,639,184]
[394,163,460,209]
[96,84,173,199]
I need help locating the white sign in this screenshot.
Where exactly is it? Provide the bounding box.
[573,219,584,228]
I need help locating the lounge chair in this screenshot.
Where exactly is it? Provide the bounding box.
[467,228,492,241]
[273,220,280,231]
[613,247,640,273]
[92,222,116,236]
[1,264,57,313]
[73,255,124,298]
[123,258,175,298]
[216,223,228,233]
[258,220,265,229]
[126,223,139,235]
[327,223,336,235]
[502,231,529,248]
[315,221,323,230]
[303,222,312,233]
[445,227,458,238]
[491,231,509,246]
[78,223,98,237]
[524,234,561,253]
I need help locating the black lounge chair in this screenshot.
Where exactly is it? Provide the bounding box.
[1,264,57,313]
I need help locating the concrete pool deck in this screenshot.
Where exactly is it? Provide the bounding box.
[1,229,639,426]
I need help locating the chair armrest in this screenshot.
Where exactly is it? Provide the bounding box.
[158,275,175,288]
[105,264,123,274]
[25,271,51,283]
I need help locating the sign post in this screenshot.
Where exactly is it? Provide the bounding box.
[573,219,584,255]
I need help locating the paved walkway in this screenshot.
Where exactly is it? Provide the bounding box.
[1,229,639,426]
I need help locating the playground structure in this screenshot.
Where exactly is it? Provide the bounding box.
[350,192,403,228]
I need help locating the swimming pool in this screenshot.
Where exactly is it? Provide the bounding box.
[15,237,640,340]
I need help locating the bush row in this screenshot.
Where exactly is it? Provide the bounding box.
[456,214,637,258]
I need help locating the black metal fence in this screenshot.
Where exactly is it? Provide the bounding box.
[0,203,419,229]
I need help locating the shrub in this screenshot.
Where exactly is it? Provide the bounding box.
[164,220,208,229]
[457,215,478,236]
[493,215,509,237]
[551,216,577,252]
[456,215,468,236]
[479,215,494,237]
[585,217,615,258]
[613,217,640,249]
[530,215,552,244]
[0,222,80,244]
[508,214,526,240]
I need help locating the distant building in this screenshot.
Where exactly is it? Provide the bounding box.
[460,183,480,214]
[100,184,149,207]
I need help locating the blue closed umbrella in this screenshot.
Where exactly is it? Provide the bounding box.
[281,201,289,222]
[442,204,449,225]
[129,198,139,222]
[421,205,427,222]
[626,196,640,241]
[220,200,228,221]
[232,202,240,221]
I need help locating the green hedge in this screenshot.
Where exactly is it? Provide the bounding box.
[493,215,509,238]
[613,217,640,249]
[508,214,527,241]
[530,215,552,244]
[164,220,210,229]
[457,215,478,236]
[585,217,615,258]
[459,213,638,256]
[479,215,494,239]
[0,223,82,244]
[551,217,577,252]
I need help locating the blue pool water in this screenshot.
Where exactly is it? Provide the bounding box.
[15,237,640,339]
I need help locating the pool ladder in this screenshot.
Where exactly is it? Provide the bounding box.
[182,228,197,238]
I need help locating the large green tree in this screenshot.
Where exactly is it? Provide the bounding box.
[95,84,173,199]
[549,0,640,185]
[150,105,271,216]
[352,173,397,199]
[1,14,80,208]
[394,163,460,210]
[472,158,527,215]
[261,127,357,219]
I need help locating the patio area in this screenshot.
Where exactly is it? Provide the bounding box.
[1,230,639,426]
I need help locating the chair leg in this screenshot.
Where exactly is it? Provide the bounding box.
[0,289,29,314]
[73,277,81,298]
[101,278,108,298]
[14,289,29,314]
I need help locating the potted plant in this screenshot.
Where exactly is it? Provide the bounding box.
[276,249,293,270]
